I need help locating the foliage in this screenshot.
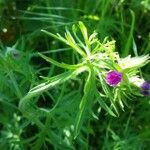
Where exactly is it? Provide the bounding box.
[0,0,150,150]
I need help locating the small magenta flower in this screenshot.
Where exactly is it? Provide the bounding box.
[106,71,123,86]
[141,81,150,96]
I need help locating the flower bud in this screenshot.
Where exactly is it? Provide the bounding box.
[106,71,122,87]
[141,81,150,96]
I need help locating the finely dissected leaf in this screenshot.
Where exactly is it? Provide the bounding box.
[41,29,86,57]
[72,26,89,55]
[65,30,86,57]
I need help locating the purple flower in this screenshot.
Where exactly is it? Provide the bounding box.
[106,71,123,87]
[141,81,150,96]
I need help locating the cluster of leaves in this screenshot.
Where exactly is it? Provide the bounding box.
[19,21,149,149]
[0,0,150,150]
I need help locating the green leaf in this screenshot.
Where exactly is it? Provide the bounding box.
[38,52,83,69]
[41,29,86,57]
[123,10,135,56]
[41,29,67,44]
[19,67,87,118]
[78,21,91,56]
[97,71,119,116]
[74,67,95,138]
[95,89,116,117]
[19,71,73,117]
